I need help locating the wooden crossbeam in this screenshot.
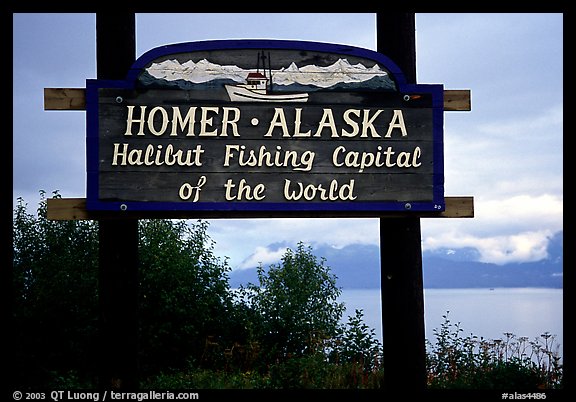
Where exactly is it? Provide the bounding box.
[47,196,474,220]
[443,89,471,111]
[44,88,472,111]
[44,88,86,110]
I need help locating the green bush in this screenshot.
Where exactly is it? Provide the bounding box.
[12,191,100,388]
[137,218,236,375]
[426,312,563,389]
[237,242,345,367]
[328,309,383,373]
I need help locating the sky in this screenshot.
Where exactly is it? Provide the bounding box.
[12,13,563,272]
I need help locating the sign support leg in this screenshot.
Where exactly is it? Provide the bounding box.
[98,219,139,389]
[96,12,138,390]
[380,217,427,389]
[377,12,428,390]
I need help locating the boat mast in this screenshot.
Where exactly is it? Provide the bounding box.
[256,51,261,74]
[258,50,272,93]
[267,51,272,93]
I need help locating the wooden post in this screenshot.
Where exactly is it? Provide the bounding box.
[377,12,428,390]
[96,12,139,390]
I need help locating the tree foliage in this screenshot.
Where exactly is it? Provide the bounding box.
[11,192,236,387]
[137,218,235,373]
[11,194,351,387]
[329,309,383,372]
[239,242,345,365]
[12,191,100,387]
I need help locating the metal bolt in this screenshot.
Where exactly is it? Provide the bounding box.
[403,94,411,101]
[120,204,128,211]
[115,96,123,103]
[404,203,412,210]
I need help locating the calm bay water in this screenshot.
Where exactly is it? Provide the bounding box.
[339,287,563,358]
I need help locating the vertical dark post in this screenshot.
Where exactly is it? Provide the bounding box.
[96,12,139,390]
[377,13,427,390]
[376,13,417,83]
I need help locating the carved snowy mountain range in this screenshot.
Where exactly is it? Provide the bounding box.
[145,57,391,89]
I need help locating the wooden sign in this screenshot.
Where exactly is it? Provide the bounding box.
[86,40,445,213]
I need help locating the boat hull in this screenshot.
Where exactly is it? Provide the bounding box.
[225,84,308,102]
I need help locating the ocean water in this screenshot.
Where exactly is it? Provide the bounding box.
[338,287,563,359]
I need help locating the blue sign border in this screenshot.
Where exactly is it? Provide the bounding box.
[86,39,444,213]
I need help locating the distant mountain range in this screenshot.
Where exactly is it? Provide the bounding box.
[144,57,392,88]
[229,231,563,289]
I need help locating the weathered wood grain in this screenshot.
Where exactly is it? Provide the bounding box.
[443,89,471,111]
[44,88,86,110]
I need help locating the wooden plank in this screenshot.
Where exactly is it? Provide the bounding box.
[443,89,471,111]
[44,88,86,110]
[47,197,91,220]
[433,195,475,218]
[44,88,472,111]
[46,196,474,220]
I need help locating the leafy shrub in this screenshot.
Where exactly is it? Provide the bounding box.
[237,242,345,366]
[12,191,99,388]
[328,309,383,373]
[426,311,563,389]
[137,218,235,375]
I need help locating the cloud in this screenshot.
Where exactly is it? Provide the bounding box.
[209,217,380,270]
[422,193,562,264]
[238,245,289,270]
[422,229,554,265]
[209,191,562,270]
[476,194,563,233]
